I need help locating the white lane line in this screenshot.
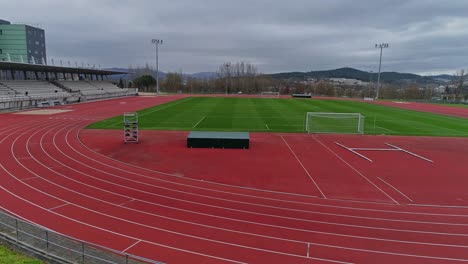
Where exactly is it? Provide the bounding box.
[377,177,414,203]
[307,241,468,263]
[12,121,248,264]
[44,122,468,232]
[21,176,39,181]
[335,142,373,162]
[122,240,141,253]
[0,166,247,264]
[281,135,327,198]
[73,123,468,219]
[265,124,270,130]
[193,116,206,128]
[120,199,136,206]
[28,122,352,263]
[385,143,434,163]
[48,203,69,211]
[311,136,399,205]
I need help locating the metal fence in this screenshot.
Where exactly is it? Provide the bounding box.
[0,209,164,264]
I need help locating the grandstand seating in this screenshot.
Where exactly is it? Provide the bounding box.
[0,81,70,99]
[58,81,128,100]
[0,80,134,110]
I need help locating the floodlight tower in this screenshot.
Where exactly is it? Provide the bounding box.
[151,39,163,94]
[375,43,388,100]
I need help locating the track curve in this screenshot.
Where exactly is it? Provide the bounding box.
[1,96,468,263]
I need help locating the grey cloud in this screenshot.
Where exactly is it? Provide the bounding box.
[3,0,468,74]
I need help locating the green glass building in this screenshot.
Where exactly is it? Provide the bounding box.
[0,19,46,64]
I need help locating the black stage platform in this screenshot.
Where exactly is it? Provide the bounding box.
[187,131,250,149]
[292,93,312,98]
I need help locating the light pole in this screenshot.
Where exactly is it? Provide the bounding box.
[375,43,388,100]
[151,39,163,94]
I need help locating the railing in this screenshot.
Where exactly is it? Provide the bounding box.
[0,208,164,264]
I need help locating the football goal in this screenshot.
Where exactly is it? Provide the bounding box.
[260,91,280,98]
[305,112,365,134]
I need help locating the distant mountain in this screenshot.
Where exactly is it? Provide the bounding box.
[269,67,442,83]
[429,74,455,83]
[189,72,218,79]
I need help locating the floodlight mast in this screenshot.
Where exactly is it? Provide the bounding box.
[151,39,163,94]
[375,43,388,100]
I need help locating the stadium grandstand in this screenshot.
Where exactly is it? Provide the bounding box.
[0,61,134,110]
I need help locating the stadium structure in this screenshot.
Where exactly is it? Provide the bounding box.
[0,19,134,110]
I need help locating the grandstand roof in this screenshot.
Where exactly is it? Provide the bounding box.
[0,61,126,75]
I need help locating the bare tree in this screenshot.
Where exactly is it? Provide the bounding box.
[455,69,466,101]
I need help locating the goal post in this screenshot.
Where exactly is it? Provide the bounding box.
[260,91,280,98]
[305,112,365,134]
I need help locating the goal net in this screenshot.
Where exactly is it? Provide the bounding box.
[260,91,280,98]
[305,112,365,134]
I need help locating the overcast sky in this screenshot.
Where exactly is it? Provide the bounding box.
[3,0,468,75]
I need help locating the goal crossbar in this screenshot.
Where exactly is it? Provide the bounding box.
[305,112,365,134]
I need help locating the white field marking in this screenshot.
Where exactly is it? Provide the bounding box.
[12,125,463,258]
[193,116,206,128]
[335,142,373,162]
[407,119,467,135]
[122,240,141,253]
[310,136,399,205]
[48,203,69,211]
[265,124,270,130]
[280,135,327,198]
[73,126,468,219]
[377,177,414,203]
[0,166,247,264]
[28,122,354,263]
[43,121,468,234]
[375,126,396,133]
[306,241,468,263]
[350,148,398,151]
[70,129,330,204]
[108,97,193,127]
[385,143,434,163]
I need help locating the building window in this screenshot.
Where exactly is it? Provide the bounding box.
[0,29,3,35]
[0,49,2,54]
[35,41,39,45]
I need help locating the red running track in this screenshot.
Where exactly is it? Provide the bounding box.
[1,95,468,263]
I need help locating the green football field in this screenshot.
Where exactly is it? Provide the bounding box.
[88,97,468,137]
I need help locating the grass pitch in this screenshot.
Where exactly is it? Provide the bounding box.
[88,97,468,137]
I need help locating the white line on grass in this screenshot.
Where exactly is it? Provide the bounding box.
[377,177,414,203]
[108,98,192,128]
[193,116,206,128]
[265,124,270,130]
[280,135,327,198]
